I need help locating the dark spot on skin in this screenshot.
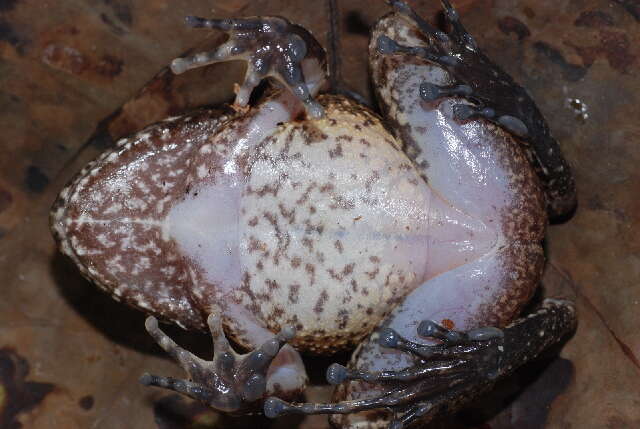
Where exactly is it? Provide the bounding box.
[24,165,49,193]
[574,10,614,28]
[319,183,335,193]
[0,188,12,213]
[337,309,350,329]
[302,237,314,251]
[498,16,531,40]
[305,263,316,285]
[269,305,285,321]
[613,0,640,21]
[301,123,328,143]
[296,183,316,205]
[533,41,588,81]
[265,279,280,291]
[290,256,301,268]
[0,348,55,428]
[366,267,379,280]
[78,395,94,410]
[328,143,343,158]
[313,290,329,314]
[288,283,300,304]
[345,10,370,36]
[278,203,295,224]
[248,216,258,227]
[334,240,343,253]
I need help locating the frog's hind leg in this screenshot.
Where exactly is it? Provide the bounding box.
[377,0,576,219]
[171,15,327,118]
[141,314,295,413]
[264,299,576,428]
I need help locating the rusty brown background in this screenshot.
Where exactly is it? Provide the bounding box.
[1,0,639,427]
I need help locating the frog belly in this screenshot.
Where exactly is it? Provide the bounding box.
[166,96,497,353]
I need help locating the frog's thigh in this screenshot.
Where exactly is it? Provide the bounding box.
[351,239,544,375]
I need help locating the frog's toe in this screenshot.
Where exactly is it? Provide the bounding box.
[451,103,530,138]
[419,82,471,102]
[171,14,326,118]
[376,35,459,69]
[142,315,296,413]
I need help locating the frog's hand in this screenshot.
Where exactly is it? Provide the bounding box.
[141,314,302,413]
[264,298,576,428]
[377,1,576,220]
[171,15,327,118]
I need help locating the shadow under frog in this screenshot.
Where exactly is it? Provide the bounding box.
[49,1,578,428]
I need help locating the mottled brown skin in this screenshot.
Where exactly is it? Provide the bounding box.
[50,109,232,329]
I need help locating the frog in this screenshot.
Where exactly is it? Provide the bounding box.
[49,1,577,428]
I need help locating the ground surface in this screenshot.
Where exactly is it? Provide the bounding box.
[1,0,639,427]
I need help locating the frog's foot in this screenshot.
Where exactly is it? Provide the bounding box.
[171,15,327,118]
[378,0,576,219]
[264,298,577,428]
[141,314,296,413]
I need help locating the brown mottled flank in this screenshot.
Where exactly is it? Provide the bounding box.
[476,122,546,327]
[50,109,231,329]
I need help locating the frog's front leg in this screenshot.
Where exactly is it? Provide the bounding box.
[378,0,576,220]
[141,315,296,413]
[264,299,576,428]
[171,15,326,118]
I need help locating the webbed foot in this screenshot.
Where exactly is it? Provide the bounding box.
[141,314,296,413]
[264,298,576,428]
[378,0,576,219]
[171,15,327,118]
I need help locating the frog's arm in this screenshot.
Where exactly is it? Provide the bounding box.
[171,15,327,118]
[264,298,576,428]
